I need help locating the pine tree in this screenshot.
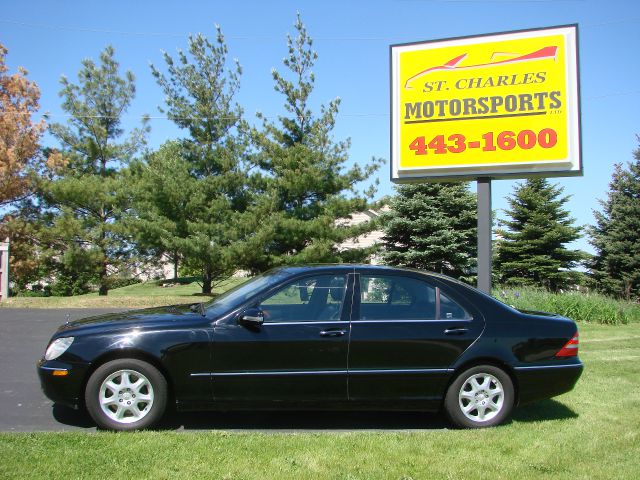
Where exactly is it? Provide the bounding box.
[495,178,584,291]
[151,27,251,293]
[42,46,148,295]
[248,14,382,271]
[125,141,195,281]
[381,182,477,281]
[589,141,640,300]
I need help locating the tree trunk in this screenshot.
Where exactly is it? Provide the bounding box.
[202,265,213,295]
[173,251,179,281]
[98,259,108,296]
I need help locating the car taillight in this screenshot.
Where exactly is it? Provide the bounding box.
[556,333,579,357]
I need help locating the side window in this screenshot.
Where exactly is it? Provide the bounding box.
[439,291,472,320]
[359,275,436,320]
[358,275,472,320]
[259,275,346,323]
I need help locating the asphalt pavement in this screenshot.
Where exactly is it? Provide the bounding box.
[0,307,447,432]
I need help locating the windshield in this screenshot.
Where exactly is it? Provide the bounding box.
[205,269,291,316]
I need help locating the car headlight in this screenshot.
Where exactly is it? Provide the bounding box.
[45,337,74,360]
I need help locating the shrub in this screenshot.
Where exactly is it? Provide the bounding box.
[108,276,142,290]
[495,286,640,325]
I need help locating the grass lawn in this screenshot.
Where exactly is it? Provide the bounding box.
[0,277,247,309]
[1,322,638,479]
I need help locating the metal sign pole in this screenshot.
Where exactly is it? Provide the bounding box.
[0,238,9,302]
[477,178,492,294]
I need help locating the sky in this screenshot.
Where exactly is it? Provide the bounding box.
[2,0,639,255]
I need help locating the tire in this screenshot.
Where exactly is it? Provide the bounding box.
[85,359,168,431]
[444,365,514,428]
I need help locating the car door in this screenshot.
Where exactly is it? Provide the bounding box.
[211,272,354,404]
[348,271,484,404]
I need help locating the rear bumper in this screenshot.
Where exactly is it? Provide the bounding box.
[37,359,89,409]
[514,361,583,405]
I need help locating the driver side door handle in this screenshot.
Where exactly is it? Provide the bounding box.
[319,329,347,337]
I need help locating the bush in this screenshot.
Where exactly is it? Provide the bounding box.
[49,274,95,297]
[155,276,200,286]
[108,276,142,290]
[495,286,640,325]
[15,285,51,298]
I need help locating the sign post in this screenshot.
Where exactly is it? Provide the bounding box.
[0,238,9,302]
[477,178,492,293]
[390,25,581,293]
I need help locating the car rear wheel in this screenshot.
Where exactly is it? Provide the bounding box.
[444,365,514,428]
[85,359,167,431]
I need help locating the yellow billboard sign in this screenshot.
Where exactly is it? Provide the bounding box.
[390,25,581,181]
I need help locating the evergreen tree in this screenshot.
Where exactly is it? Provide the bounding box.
[381,182,477,281]
[495,178,584,291]
[151,27,251,293]
[43,46,148,295]
[589,141,640,300]
[248,14,382,271]
[125,141,194,281]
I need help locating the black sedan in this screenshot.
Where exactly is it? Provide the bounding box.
[38,265,583,431]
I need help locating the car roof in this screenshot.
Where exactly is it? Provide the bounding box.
[271,263,463,283]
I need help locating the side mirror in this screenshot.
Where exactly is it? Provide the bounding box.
[239,307,264,327]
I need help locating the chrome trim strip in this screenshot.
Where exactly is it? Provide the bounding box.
[190,368,453,377]
[349,368,453,374]
[514,363,583,371]
[351,319,472,324]
[191,370,345,377]
[39,366,69,372]
[262,321,347,326]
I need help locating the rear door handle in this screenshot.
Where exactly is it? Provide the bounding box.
[319,329,347,337]
[444,327,469,335]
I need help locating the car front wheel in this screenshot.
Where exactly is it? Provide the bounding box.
[85,359,167,431]
[444,365,514,428]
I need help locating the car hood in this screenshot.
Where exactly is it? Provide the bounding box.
[57,303,207,335]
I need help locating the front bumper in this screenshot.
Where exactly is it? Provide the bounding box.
[37,359,89,409]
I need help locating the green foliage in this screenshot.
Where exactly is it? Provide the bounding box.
[381,182,477,282]
[125,141,195,281]
[589,141,640,300]
[247,14,383,271]
[150,27,252,293]
[496,286,639,325]
[495,178,585,291]
[47,244,100,296]
[42,46,147,295]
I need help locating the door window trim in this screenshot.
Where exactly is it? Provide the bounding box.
[353,273,473,322]
[255,272,351,324]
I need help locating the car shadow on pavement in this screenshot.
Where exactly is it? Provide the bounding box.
[52,404,95,428]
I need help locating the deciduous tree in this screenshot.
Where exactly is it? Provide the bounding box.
[0,43,45,206]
